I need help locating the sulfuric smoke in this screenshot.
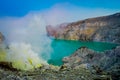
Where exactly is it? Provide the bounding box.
[0,13,53,70]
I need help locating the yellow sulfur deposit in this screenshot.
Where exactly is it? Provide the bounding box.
[11,59,42,70]
[0,48,6,61]
[0,43,45,70]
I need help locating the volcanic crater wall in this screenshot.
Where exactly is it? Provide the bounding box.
[46,13,120,43]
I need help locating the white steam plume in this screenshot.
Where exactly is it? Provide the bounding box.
[0,13,52,70]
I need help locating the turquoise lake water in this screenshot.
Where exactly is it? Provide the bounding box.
[48,40,119,66]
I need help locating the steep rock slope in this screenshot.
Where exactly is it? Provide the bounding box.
[46,13,120,43]
[0,32,4,43]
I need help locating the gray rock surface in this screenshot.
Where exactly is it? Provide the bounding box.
[0,65,109,80]
[62,47,103,69]
[0,32,4,43]
[62,46,120,80]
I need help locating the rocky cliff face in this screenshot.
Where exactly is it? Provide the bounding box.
[46,13,120,43]
[0,32,4,43]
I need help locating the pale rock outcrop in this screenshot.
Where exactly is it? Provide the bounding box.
[46,13,120,43]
